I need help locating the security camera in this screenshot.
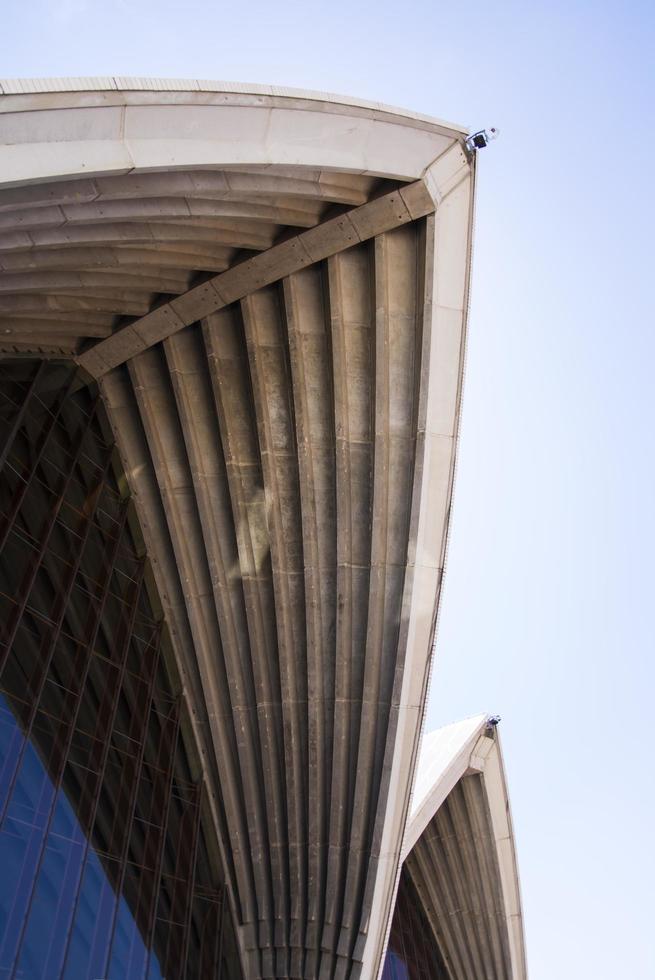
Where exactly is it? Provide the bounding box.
[465,128,499,152]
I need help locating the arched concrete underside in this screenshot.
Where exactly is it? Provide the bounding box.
[397,718,527,980]
[0,82,475,979]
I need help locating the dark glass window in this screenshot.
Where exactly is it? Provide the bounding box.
[382,868,448,980]
[0,360,241,979]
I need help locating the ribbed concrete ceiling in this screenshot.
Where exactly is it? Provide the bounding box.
[401,720,527,980]
[0,167,381,353]
[0,82,476,979]
[408,775,513,979]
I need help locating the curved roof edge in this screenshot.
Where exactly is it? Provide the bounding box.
[403,713,489,857]
[0,76,468,135]
[395,715,528,980]
[0,81,470,203]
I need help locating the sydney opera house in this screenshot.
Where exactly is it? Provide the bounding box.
[0,79,526,978]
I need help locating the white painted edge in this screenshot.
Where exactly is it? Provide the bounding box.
[0,103,461,190]
[0,77,468,134]
[483,735,529,980]
[401,713,489,860]
[363,165,475,980]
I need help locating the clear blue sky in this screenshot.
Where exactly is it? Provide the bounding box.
[3,1,653,976]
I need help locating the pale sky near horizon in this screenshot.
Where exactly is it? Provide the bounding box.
[2,1,654,977]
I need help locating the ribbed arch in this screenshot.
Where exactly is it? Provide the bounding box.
[405,776,513,980]
[94,218,454,978]
[0,82,475,978]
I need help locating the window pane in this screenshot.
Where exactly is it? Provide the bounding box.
[0,361,239,979]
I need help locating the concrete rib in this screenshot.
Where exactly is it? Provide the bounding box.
[460,776,512,976]
[323,244,374,976]
[282,267,336,980]
[98,367,245,953]
[0,245,233,274]
[437,792,488,977]
[448,783,500,977]
[10,220,275,252]
[125,350,258,945]
[202,307,286,976]
[161,327,271,969]
[242,287,308,977]
[339,226,420,968]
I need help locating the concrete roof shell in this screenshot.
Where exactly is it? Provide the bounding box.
[392,717,528,980]
[0,82,477,980]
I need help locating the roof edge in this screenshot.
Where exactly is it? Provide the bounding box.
[0,76,468,135]
[402,713,489,860]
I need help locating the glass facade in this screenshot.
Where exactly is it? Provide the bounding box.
[0,360,241,979]
[381,868,448,980]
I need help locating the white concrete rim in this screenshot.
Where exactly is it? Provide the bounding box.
[0,77,468,135]
[401,713,489,860]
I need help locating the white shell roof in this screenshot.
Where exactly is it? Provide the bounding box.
[396,716,528,980]
[410,713,488,820]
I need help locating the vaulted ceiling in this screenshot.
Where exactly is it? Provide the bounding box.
[0,81,475,979]
[0,167,383,353]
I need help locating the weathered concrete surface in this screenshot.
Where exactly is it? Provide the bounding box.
[0,83,475,979]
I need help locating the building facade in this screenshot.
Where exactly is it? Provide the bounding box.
[0,79,524,979]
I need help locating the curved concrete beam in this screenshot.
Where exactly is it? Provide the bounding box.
[0,79,466,188]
